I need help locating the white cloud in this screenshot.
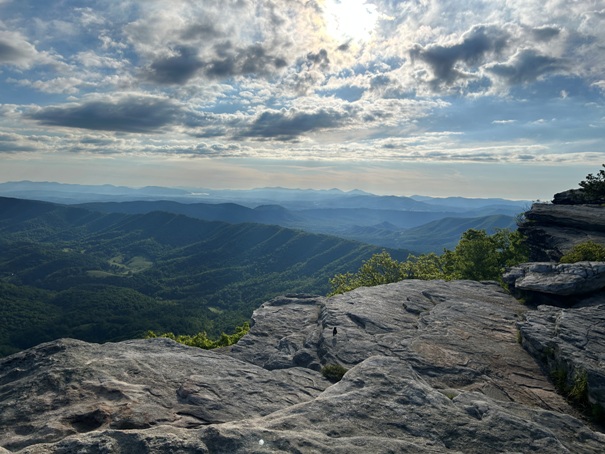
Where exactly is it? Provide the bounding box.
[0,0,604,198]
[0,30,40,68]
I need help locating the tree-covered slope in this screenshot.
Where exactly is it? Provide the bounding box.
[0,197,410,356]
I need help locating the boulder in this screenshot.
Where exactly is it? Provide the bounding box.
[504,262,605,296]
[3,280,604,453]
[552,189,589,205]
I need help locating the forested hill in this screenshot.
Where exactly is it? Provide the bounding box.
[0,197,411,356]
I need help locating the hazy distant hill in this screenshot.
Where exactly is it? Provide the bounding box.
[0,181,528,210]
[78,199,522,253]
[391,214,518,253]
[318,214,517,253]
[0,181,527,253]
[0,196,409,356]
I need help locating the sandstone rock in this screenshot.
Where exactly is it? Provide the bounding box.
[552,189,590,205]
[518,293,605,420]
[228,294,324,371]
[519,203,605,261]
[12,356,605,454]
[2,280,604,453]
[0,338,329,452]
[504,262,605,296]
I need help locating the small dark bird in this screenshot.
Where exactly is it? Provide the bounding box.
[333,327,338,336]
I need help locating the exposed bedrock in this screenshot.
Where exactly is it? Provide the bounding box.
[2,281,604,453]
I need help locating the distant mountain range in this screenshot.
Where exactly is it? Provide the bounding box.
[0,181,527,253]
[0,196,409,356]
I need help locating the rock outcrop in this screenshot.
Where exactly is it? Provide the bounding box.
[518,293,605,423]
[2,281,604,453]
[504,262,605,296]
[504,191,605,432]
[518,195,605,262]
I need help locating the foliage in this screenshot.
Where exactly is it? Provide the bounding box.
[0,197,399,356]
[144,322,250,349]
[329,228,529,295]
[321,363,348,382]
[568,369,589,403]
[578,164,605,200]
[559,241,605,263]
[327,251,406,295]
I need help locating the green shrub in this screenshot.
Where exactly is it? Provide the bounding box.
[569,369,588,403]
[145,321,250,349]
[328,228,529,295]
[321,363,348,382]
[559,241,605,263]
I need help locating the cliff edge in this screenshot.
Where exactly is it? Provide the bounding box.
[1,193,605,453]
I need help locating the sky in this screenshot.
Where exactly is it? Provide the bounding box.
[0,0,604,200]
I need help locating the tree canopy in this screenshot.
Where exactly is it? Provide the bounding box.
[328,228,528,295]
[579,164,605,201]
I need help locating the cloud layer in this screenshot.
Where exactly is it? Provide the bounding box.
[0,0,603,192]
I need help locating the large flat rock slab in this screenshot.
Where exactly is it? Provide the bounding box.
[504,262,605,296]
[2,280,604,453]
[13,356,605,454]
[0,338,328,452]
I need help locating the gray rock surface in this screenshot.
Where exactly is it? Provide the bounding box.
[518,293,605,419]
[519,203,605,261]
[0,337,328,452]
[504,262,605,296]
[2,280,604,453]
[553,189,589,205]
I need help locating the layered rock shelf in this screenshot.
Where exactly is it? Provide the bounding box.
[519,196,605,262]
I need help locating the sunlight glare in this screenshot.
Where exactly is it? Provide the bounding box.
[324,0,379,44]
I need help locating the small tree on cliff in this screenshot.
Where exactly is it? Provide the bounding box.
[579,164,605,201]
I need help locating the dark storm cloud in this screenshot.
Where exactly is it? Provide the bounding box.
[242,108,349,141]
[26,96,183,133]
[145,46,204,85]
[487,49,568,85]
[411,25,509,87]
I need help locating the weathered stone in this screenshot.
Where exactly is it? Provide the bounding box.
[518,293,605,419]
[519,203,605,261]
[504,262,605,296]
[228,294,324,371]
[1,280,604,453]
[553,189,590,205]
[0,338,329,452]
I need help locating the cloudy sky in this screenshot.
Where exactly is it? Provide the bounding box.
[1,0,604,199]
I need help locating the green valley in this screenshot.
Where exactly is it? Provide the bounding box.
[0,197,410,356]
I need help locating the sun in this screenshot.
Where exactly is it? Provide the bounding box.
[324,0,379,44]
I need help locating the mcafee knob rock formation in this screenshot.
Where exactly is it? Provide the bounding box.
[518,189,605,262]
[1,191,605,453]
[1,282,604,453]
